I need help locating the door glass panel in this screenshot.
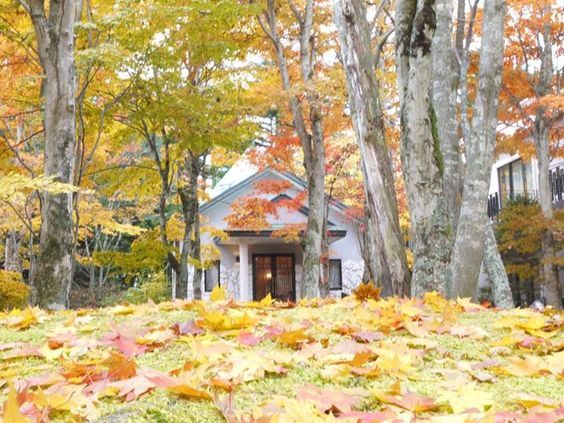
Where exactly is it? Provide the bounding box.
[254,256,272,300]
[274,256,293,301]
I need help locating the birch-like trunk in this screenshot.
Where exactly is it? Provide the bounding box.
[483,222,514,308]
[21,0,77,309]
[177,153,200,299]
[333,0,410,297]
[432,0,461,231]
[534,22,561,308]
[450,0,506,299]
[396,0,451,296]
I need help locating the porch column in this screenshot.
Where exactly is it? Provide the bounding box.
[239,242,250,301]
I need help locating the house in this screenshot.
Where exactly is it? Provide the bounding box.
[487,154,564,218]
[486,153,564,306]
[198,166,364,302]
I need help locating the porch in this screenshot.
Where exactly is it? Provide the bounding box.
[211,230,349,301]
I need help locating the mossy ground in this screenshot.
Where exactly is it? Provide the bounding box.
[0,297,562,422]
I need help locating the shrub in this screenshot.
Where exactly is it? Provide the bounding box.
[122,272,170,304]
[0,270,29,310]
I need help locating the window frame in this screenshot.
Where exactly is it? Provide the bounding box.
[204,260,221,292]
[328,259,343,291]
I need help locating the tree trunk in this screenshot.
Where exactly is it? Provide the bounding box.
[534,21,561,308]
[302,150,325,298]
[191,209,202,300]
[395,0,451,297]
[23,0,77,310]
[5,230,22,273]
[450,0,506,299]
[360,201,387,290]
[483,222,514,308]
[432,0,462,231]
[177,153,200,300]
[332,0,410,297]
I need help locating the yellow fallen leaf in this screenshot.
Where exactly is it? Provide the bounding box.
[2,385,28,422]
[210,285,227,302]
[437,383,493,413]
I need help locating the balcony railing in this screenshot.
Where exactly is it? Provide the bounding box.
[488,166,564,219]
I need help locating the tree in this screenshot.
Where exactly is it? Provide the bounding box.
[450,0,507,299]
[394,0,452,296]
[16,0,77,309]
[257,0,326,299]
[332,0,410,297]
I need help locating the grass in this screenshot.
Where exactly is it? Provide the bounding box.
[0,294,562,422]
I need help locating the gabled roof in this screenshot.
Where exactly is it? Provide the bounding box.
[200,167,350,216]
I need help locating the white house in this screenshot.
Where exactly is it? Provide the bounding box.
[198,166,365,301]
[487,154,564,218]
[486,154,564,305]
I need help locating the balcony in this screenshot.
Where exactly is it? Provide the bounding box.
[487,166,564,219]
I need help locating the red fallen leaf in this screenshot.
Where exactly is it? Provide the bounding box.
[0,342,24,352]
[113,375,155,401]
[338,409,396,422]
[520,407,564,423]
[237,331,261,346]
[493,410,522,422]
[471,359,501,370]
[26,372,66,388]
[331,340,371,355]
[297,384,363,414]
[1,345,43,360]
[171,320,204,336]
[100,327,147,357]
[46,331,76,349]
[351,331,384,343]
[110,368,172,402]
[379,391,438,412]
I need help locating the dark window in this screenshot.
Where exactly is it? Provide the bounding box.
[329,259,342,290]
[204,260,220,292]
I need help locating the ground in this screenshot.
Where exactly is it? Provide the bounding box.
[0,287,562,422]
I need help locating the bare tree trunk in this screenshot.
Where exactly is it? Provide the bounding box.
[450,0,506,299]
[432,0,462,231]
[483,222,514,308]
[395,0,451,296]
[259,0,324,299]
[360,201,387,289]
[534,21,561,308]
[5,230,22,273]
[332,0,410,297]
[191,209,202,300]
[20,0,77,309]
[178,153,200,299]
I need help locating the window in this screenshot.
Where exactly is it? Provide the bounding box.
[498,159,533,206]
[329,259,342,290]
[204,261,220,292]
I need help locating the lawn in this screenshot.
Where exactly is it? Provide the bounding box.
[0,288,562,422]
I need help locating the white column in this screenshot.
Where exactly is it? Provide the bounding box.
[239,242,250,301]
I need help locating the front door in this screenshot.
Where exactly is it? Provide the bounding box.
[253,254,295,302]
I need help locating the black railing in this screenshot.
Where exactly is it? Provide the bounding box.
[488,166,564,219]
